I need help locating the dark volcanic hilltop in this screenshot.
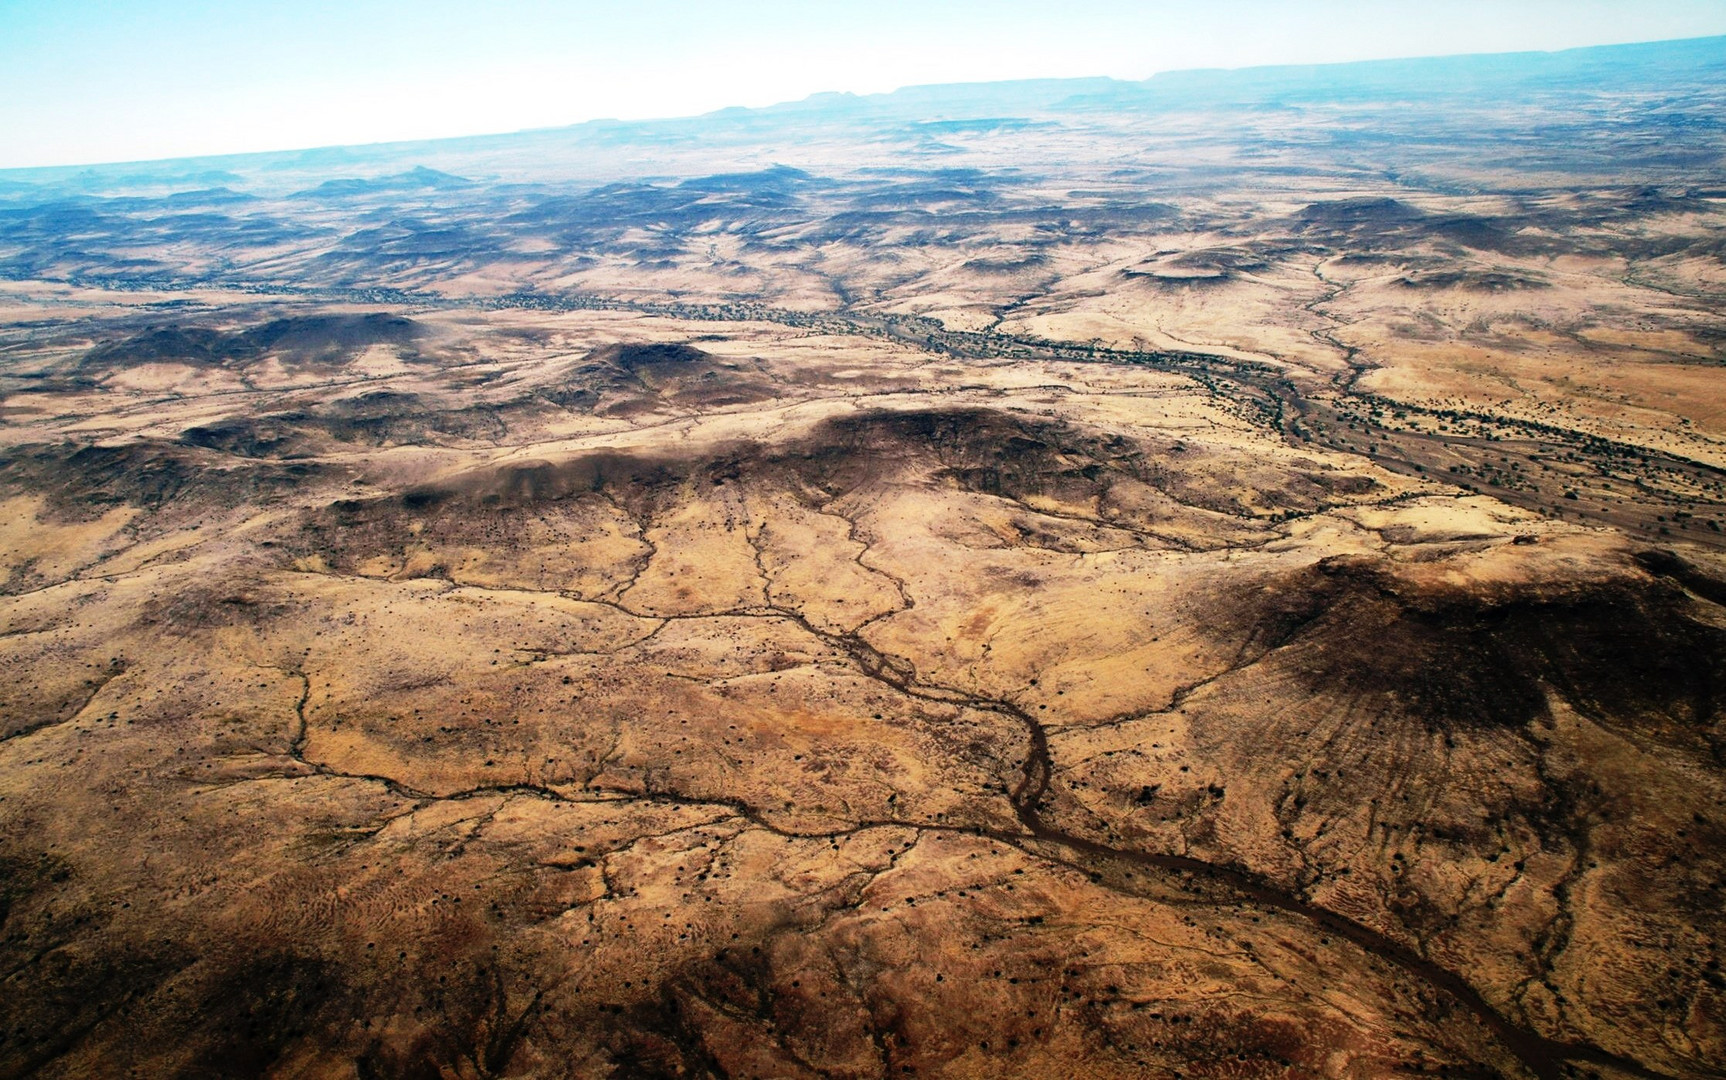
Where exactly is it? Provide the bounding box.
[2,36,1726,1080]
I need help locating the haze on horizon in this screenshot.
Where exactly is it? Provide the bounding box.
[3,0,1726,171]
[3,9,1726,1076]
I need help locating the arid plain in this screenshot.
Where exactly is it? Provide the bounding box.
[2,37,1726,1080]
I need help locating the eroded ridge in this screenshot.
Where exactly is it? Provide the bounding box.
[5,39,1726,1077]
[3,360,1723,1077]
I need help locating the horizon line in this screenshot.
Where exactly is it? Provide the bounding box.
[3,30,1721,177]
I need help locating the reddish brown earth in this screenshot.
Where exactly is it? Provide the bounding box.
[2,36,1725,1080]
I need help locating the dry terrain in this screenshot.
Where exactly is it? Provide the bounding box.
[2,36,1726,1080]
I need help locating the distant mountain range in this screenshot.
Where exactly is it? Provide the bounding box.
[1,34,1722,196]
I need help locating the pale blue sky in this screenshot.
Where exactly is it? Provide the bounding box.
[2,0,1724,169]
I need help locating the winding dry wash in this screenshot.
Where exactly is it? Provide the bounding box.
[3,36,1726,1080]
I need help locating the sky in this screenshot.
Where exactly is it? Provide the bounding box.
[2,0,1725,170]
